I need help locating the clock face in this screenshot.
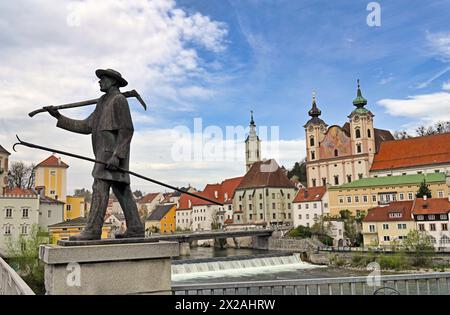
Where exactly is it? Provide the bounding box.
[354,115,360,122]
[309,126,314,132]
[320,125,326,132]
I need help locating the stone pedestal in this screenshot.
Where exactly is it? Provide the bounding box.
[39,241,179,295]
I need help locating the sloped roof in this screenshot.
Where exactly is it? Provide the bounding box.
[147,204,175,221]
[2,188,37,197]
[40,195,65,205]
[293,186,327,203]
[412,198,450,215]
[138,192,161,204]
[371,133,450,171]
[0,145,10,155]
[236,159,296,190]
[36,155,69,168]
[48,217,87,228]
[363,201,414,222]
[330,173,445,190]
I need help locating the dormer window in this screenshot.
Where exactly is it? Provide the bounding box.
[389,212,402,219]
[214,191,219,199]
[355,128,361,139]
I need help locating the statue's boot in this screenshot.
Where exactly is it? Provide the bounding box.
[69,230,102,241]
[115,227,145,239]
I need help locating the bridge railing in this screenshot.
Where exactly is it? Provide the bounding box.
[172,272,450,295]
[0,257,35,295]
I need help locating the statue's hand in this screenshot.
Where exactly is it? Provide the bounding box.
[44,106,61,119]
[106,155,120,171]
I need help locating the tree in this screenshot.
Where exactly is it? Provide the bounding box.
[133,190,144,199]
[416,180,432,198]
[7,161,35,189]
[402,230,435,267]
[393,130,411,140]
[339,210,361,246]
[73,188,92,203]
[6,225,49,294]
[287,158,307,185]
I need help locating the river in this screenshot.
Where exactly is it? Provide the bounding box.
[171,247,373,285]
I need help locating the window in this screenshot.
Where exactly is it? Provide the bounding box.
[442,223,448,231]
[314,214,318,219]
[372,195,377,202]
[356,144,362,153]
[298,204,301,210]
[438,191,444,198]
[399,193,404,200]
[408,193,413,200]
[358,173,363,180]
[369,225,375,233]
[4,225,11,235]
[50,190,56,195]
[272,203,276,210]
[312,179,317,187]
[239,196,242,201]
[324,203,328,208]
[367,129,371,138]
[416,215,424,221]
[397,224,407,229]
[48,210,52,218]
[50,170,56,176]
[287,194,291,199]
[430,224,436,231]
[311,151,315,160]
[347,196,352,203]
[259,203,263,210]
[355,128,361,139]
[383,236,390,242]
[347,175,352,183]
[22,208,29,218]
[334,149,339,157]
[334,176,339,185]
[260,213,263,220]
[322,178,327,186]
[313,203,317,209]
[21,225,28,235]
[389,212,402,219]
[310,137,315,146]
[249,204,252,211]
[5,208,12,218]
[363,195,368,203]
[249,214,253,220]
[383,224,389,230]
[288,213,291,219]
[272,213,276,219]
[428,215,435,220]
[298,214,302,220]
[355,195,359,203]
[272,193,275,199]
[339,196,344,204]
[306,214,309,219]
[248,195,252,201]
[259,194,263,199]
[305,204,309,210]
[440,214,448,220]
[288,203,291,210]
[418,224,425,231]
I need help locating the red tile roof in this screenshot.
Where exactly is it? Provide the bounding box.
[293,186,327,203]
[177,176,244,209]
[412,198,450,215]
[371,133,450,171]
[363,201,414,222]
[36,155,69,168]
[138,193,161,204]
[2,188,37,197]
[236,160,296,190]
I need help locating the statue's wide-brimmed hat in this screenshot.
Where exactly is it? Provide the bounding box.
[95,68,128,87]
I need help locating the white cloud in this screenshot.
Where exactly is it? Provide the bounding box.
[0,0,236,194]
[377,92,450,127]
[443,81,450,90]
[427,32,450,60]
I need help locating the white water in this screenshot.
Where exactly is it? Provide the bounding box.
[171,254,324,281]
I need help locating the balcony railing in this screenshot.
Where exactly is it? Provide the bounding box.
[172,272,450,295]
[0,257,35,295]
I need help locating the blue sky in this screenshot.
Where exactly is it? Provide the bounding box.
[165,0,450,137]
[0,0,449,193]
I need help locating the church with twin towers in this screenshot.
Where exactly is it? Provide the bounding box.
[244,80,395,187]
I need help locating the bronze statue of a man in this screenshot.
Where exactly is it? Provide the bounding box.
[45,69,144,240]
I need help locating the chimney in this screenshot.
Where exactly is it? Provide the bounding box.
[304,189,308,198]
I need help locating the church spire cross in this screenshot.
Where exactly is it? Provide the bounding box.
[250,110,255,126]
[308,91,321,118]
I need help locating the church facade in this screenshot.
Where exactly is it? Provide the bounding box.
[304,81,394,188]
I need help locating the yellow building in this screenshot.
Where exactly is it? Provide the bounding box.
[145,204,176,234]
[65,196,85,220]
[35,155,85,220]
[328,173,448,217]
[48,217,111,243]
[362,201,415,247]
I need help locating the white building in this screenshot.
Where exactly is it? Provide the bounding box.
[0,145,10,193]
[413,196,450,249]
[292,186,329,228]
[0,188,40,257]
